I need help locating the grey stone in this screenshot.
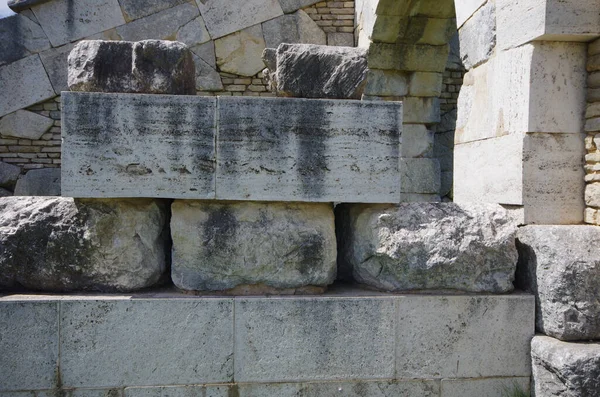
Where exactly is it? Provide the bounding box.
[61,92,216,199]
[215,24,267,77]
[0,161,21,190]
[0,55,55,118]
[39,43,75,94]
[193,54,223,91]
[0,197,167,292]
[363,69,409,97]
[176,15,211,48]
[117,0,189,21]
[195,0,283,39]
[8,0,52,12]
[13,168,60,196]
[327,32,354,47]
[397,295,534,379]
[336,203,518,292]
[409,72,443,97]
[216,96,401,203]
[0,301,58,392]
[0,110,53,140]
[60,299,233,387]
[68,40,196,95]
[0,14,50,66]
[262,10,326,49]
[279,0,321,13]
[191,41,216,68]
[401,124,434,158]
[272,43,368,99]
[237,380,440,396]
[400,158,440,193]
[516,225,600,341]
[0,188,13,197]
[234,296,396,382]
[125,386,230,397]
[531,335,600,397]
[171,200,337,292]
[458,0,496,70]
[31,0,125,47]
[441,377,530,397]
[403,96,441,124]
[368,42,449,73]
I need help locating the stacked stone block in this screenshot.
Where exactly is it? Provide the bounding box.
[584,38,600,225]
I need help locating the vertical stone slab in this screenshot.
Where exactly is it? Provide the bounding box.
[61,92,216,199]
[0,301,59,391]
[216,97,401,203]
[60,299,234,387]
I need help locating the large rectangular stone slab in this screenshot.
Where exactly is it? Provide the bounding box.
[216,97,401,203]
[234,296,397,382]
[236,380,440,396]
[60,299,234,387]
[61,92,216,199]
[396,295,534,379]
[0,301,59,391]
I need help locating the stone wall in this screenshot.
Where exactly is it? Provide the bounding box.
[584,38,600,224]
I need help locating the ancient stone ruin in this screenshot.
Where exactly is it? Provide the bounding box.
[0,0,599,396]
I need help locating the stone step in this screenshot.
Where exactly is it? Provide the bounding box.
[0,287,534,395]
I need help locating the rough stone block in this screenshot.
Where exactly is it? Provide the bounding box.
[0,301,58,391]
[336,203,518,292]
[14,168,60,196]
[0,55,55,118]
[262,10,326,48]
[61,92,216,199]
[586,183,600,207]
[457,0,495,70]
[195,0,283,39]
[531,335,600,397]
[0,197,167,292]
[237,380,440,396]
[440,377,530,397]
[234,296,396,382]
[60,299,233,387]
[397,295,533,378]
[171,201,337,292]
[0,161,20,190]
[216,96,401,203]
[117,0,189,21]
[516,225,600,340]
[31,0,125,47]
[0,14,50,66]
[399,158,440,193]
[0,109,53,140]
[368,42,449,72]
[215,24,266,77]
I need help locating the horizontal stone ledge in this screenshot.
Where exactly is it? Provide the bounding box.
[62,92,402,203]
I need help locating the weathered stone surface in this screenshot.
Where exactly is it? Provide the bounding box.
[0,162,21,190]
[400,158,440,194]
[272,44,368,99]
[193,54,223,91]
[262,10,326,48]
[398,16,456,46]
[368,42,449,73]
[61,92,216,199]
[0,301,58,392]
[216,97,401,203]
[327,33,354,47]
[403,97,440,124]
[396,295,534,378]
[516,225,600,340]
[531,336,600,397]
[196,0,283,39]
[171,201,336,292]
[31,0,125,47]
[441,377,530,397]
[0,14,50,66]
[458,0,495,70]
[401,124,434,158]
[0,110,53,140]
[117,0,189,21]
[8,0,51,12]
[125,386,230,397]
[68,40,196,95]
[39,42,75,94]
[215,24,266,77]
[13,168,60,196]
[408,72,443,97]
[234,296,396,382]
[363,69,408,97]
[60,299,233,387]
[455,0,487,27]
[279,0,321,13]
[191,41,216,68]
[0,197,167,292]
[0,55,55,118]
[336,203,518,292]
[0,188,12,197]
[237,380,440,396]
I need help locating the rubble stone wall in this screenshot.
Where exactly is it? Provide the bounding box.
[584,38,600,225]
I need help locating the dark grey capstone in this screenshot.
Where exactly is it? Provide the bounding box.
[7,0,52,12]
[0,197,168,292]
[265,43,368,99]
[0,161,21,190]
[13,167,60,196]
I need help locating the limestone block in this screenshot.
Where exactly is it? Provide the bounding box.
[398,16,456,46]
[0,14,50,66]
[39,43,75,94]
[125,386,229,397]
[440,378,530,397]
[408,72,443,96]
[516,225,600,340]
[457,0,495,70]
[193,54,223,91]
[176,15,211,48]
[364,69,408,97]
[31,0,125,47]
[0,302,58,392]
[237,380,440,396]
[496,0,600,50]
[171,201,336,292]
[403,97,440,124]
[531,336,600,397]
[0,197,167,292]
[400,158,440,193]
[368,42,449,72]
[336,203,518,292]
[234,297,396,382]
[60,299,233,387]
[397,295,533,378]
[409,0,455,18]
[586,117,600,133]
[191,41,216,68]
[262,10,326,48]
[215,24,267,77]
[588,54,600,73]
[455,0,487,27]
[586,183,600,207]
[0,110,53,140]
[588,88,600,103]
[61,92,216,199]
[13,168,60,196]
[195,0,283,39]
[117,0,189,21]
[216,97,401,203]
[400,124,434,158]
[7,0,51,12]
[0,55,55,118]
[327,33,354,47]
[279,0,321,13]
[0,162,19,189]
